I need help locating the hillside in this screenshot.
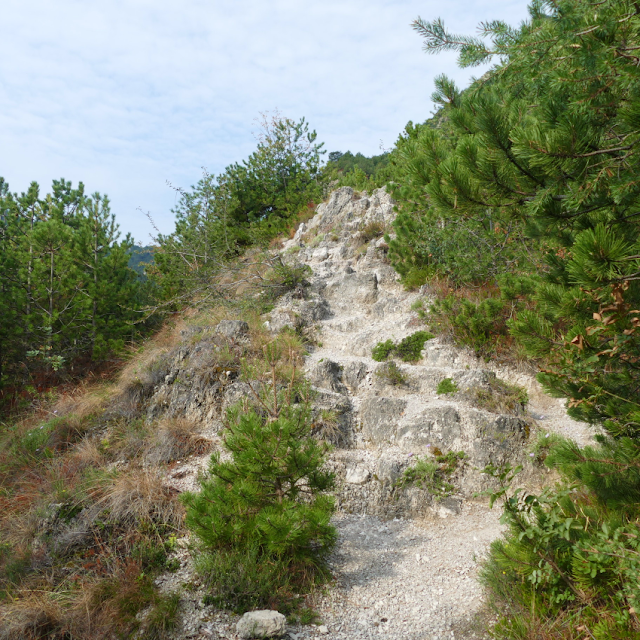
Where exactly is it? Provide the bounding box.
[0,186,591,639]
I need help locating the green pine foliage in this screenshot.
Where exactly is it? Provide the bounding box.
[0,178,147,391]
[403,0,640,637]
[324,151,392,191]
[371,331,435,363]
[181,381,336,614]
[150,115,325,305]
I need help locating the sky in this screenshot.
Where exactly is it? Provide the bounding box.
[1,0,531,245]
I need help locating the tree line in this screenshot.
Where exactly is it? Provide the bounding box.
[0,178,149,393]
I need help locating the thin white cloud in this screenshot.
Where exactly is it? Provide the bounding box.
[1,0,530,242]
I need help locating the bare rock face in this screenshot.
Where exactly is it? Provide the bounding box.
[215,319,249,340]
[360,397,408,444]
[142,187,583,521]
[236,610,286,639]
[309,359,347,394]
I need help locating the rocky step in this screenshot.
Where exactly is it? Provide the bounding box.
[306,355,515,399]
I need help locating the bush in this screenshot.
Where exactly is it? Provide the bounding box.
[429,294,512,359]
[397,450,467,499]
[375,362,408,386]
[371,331,434,363]
[260,258,312,301]
[372,339,396,362]
[196,547,318,615]
[181,395,336,613]
[396,331,435,362]
[480,460,640,640]
[467,378,528,416]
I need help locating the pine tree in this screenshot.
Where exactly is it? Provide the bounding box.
[182,400,335,563]
[405,0,640,436]
[403,1,640,634]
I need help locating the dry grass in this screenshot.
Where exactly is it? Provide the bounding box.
[358,220,386,244]
[96,468,183,529]
[465,378,529,416]
[0,593,69,640]
[144,417,211,464]
[115,319,188,407]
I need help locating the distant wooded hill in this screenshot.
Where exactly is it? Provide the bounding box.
[327,151,389,177]
[128,245,155,277]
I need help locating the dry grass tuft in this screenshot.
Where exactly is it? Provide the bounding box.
[97,468,183,529]
[0,593,68,640]
[145,417,211,464]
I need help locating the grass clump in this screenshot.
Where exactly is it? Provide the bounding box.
[371,331,434,363]
[437,377,459,395]
[375,362,409,386]
[397,450,467,499]
[468,378,528,416]
[359,221,385,244]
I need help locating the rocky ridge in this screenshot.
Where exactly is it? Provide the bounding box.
[149,187,592,639]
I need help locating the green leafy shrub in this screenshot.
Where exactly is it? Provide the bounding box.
[371,331,434,363]
[372,339,395,362]
[181,393,336,613]
[481,457,640,640]
[436,378,458,395]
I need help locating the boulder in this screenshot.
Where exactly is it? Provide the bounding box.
[236,610,286,639]
[396,406,462,451]
[345,465,370,484]
[343,361,367,391]
[309,359,347,394]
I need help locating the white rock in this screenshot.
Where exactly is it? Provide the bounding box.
[313,247,329,262]
[236,610,286,639]
[345,465,370,484]
[317,625,329,634]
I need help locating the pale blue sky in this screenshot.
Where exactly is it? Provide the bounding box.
[1,0,530,244]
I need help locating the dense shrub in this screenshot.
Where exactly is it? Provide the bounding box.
[181,391,336,613]
[371,331,434,363]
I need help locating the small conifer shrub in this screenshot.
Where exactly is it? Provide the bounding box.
[181,377,336,613]
[372,339,396,362]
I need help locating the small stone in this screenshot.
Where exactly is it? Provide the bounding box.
[345,465,370,484]
[317,626,329,634]
[236,610,286,639]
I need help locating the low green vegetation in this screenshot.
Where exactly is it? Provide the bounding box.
[436,377,458,395]
[375,361,409,387]
[372,331,435,363]
[397,0,640,637]
[397,450,467,499]
[467,378,528,416]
